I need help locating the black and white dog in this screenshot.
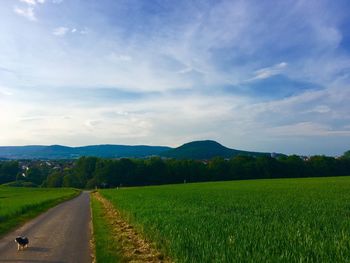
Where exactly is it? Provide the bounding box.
[15,236,29,251]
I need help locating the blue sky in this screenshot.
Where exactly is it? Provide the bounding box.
[0,0,350,155]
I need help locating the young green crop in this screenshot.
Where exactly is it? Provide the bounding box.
[100,176,350,262]
[0,187,79,236]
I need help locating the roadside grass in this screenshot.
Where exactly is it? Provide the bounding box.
[100,176,350,263]
[91,192,123,263]
[0,186,80,236]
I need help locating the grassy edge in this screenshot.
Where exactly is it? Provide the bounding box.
[91,192,123,263]
[90,192,97,263]
[98,191,173,261]
[0,188,80,237]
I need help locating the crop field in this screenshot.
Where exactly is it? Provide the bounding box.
[0,187,79,236]
[99,176,350,262]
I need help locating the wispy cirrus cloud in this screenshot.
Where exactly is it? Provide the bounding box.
[52,27,69,36]
[14,0,45,21]
[13,6,36,21]
[251,62,288,80]
[52,26,87,37]
[19,0,37,5]
[13,0,58,21]
[19,0,47,4]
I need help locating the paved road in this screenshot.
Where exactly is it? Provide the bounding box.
[0,191,92,263]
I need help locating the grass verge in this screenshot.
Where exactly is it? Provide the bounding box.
[91,192,124,263]
[91,191,170,263]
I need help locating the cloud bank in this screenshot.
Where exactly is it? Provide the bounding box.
[1,0,350,155]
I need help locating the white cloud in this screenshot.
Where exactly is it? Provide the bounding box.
[13,6,36,21]
[109,53,132,62]
[251,62,288,80]
[268,122,350,137]
[0,86,13,96]
[52,27,87,37]
[19,0,46,5]
[14,0,46,21]
[85,120,101,128]
[53,27,69,36]
[20,0,37,5]
[308,105,331,114]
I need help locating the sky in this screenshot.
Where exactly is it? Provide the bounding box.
[0,0,350,155]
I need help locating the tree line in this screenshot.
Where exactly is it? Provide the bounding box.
[1,152,350,188]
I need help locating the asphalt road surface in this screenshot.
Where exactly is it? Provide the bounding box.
[0,191,92,263]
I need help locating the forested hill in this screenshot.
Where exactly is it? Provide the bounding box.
[0,145,171,159]
[161,140,275,159]
[0,140,276,160]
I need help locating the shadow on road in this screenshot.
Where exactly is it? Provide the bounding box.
[0,260,63,263]
[27,246,50,253]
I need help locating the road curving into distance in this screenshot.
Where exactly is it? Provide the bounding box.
[0,191,92,263]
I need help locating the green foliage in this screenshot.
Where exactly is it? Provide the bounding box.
[4,152,350,189]
[100,177,350,262]
[75,156,98,187]
[44,172,63,187]
[0,187,79,236]
[26,166,45,185]
[343,150,350,159]
[79,155,350,188]
[0,161,19,184]
[62,172,82,188]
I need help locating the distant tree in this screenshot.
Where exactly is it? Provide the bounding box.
[307,156,337,177]
[62,168,82,188]
[75,157,98,188]
[343,150,350,159]
[255,156,281,178]
[209,157,229,181]
[278,155,306,178]
[86,177,98,189]
[0,161,19,184]
[26,166,45,185]
[146,157,169,185]
[228,156,257,179]
[45,172,63,188]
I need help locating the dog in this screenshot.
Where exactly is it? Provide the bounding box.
[15,236,29,251]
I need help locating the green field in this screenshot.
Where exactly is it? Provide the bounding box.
[99,176,350,262]
[0,186,79,236]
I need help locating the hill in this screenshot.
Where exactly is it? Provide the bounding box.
[0,140,277,160]
[161,140,272,159]
[0,145,171,159]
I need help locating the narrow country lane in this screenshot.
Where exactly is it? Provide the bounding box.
[0,191,92,263]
